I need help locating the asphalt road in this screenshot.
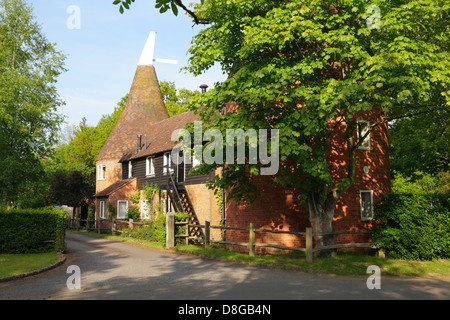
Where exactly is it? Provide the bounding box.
[1,232,449,301]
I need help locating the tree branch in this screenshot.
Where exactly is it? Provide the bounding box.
[174,0,209,25]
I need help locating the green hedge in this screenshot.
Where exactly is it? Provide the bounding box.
[372,193,450,260]
[0,207,69,253]
[121,213,188,245]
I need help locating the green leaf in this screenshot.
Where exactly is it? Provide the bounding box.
[171,2,178,16]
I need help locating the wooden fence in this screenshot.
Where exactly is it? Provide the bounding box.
[68,216,375,263]
[172,220,373,263]
[67,217,146,234]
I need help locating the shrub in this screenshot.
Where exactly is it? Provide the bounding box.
[121,212,188,245]
[372,193,450,260]
[127,206,140,221]
[0,207,69,253]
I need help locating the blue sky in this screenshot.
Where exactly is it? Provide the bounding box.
[29,0,226,127]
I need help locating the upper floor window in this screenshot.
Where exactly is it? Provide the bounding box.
[97,164,106,180]
[128,161,133,179]
[146,156,155,176]
[192,152,201,168]
[357,120,371,150]
[163,152,173,174]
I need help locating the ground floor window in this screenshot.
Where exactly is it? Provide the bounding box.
[117,200,128,219]
[99,200,106,219]
[141,199,150,219]
[160,192,172,214]
[360,190,374,221]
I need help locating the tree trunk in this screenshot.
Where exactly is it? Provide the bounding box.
[306,192,339,258]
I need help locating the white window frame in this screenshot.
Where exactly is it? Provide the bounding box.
[117,200,128,219]
[146,156,155,176]
[357,120,371,150]
[160,194,171,215]
[192,152,201,168]
[99,201,106,219]
[128,161,133,179]
[163,152,173,174]
[360,190,374,221]
[140,199,150,220]
[97,164,106,180]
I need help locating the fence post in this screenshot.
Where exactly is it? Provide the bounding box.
[306,227,313,263]
[185,219,189,246]
[111,218,115,234]
[129,218,134,229]
[86,218,90,232]
[249,223,255,256]
[166,212,175,249]
[204,221,210,249]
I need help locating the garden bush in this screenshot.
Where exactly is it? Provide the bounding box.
[0,207,69,253]
[372,193,450,260]
[121,212,188,245]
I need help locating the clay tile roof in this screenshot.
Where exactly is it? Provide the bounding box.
[96,65,170,162]
[120,110,199,162]
[94,178,136,198]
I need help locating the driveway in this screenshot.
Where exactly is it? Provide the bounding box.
[0,232,449,300]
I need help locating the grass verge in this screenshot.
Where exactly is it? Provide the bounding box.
[0,252,60,279]
[69,230,450,278]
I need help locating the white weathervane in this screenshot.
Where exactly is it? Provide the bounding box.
[138,31,178,66]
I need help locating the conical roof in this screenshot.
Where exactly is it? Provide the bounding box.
[97,63,170,161]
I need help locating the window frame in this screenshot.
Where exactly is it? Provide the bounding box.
[128,161,133,179]
[357,120,371,150]
[163,152,174,174]
[360,189,374,221]
[97,164,106,180]
[192,153,201,168]
[99,200,106,219]
[140,199,150,220]
[117,200,128,219]
[146,156,155,176]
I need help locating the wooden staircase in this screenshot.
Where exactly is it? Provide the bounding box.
[166,172,204,243]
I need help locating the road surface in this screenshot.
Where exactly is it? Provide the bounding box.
[1,232,449,300]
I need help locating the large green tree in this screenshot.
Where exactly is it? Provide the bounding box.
[389,109,449,176]
[160,80,200,116]
[0,0,66,205]
[116,0,449,255]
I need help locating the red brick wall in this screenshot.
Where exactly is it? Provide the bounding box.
[95,179,137,224]
[224,111,390,254]
[185,184,221,239]
[95,159,122,193]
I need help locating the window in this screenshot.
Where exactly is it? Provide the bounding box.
[160,193,172,214]
[360,190,374,221]
[117,200,128,219]
[99,201,106,219]
[163,152,173,174]
[97,164,106,180]
[128,161,133,179]
[146,156,155,176]
[192,153,201,168]
[357,120,371,150]
[141,200,150,219]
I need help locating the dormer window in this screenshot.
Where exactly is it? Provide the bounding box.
[97,164,106,180]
